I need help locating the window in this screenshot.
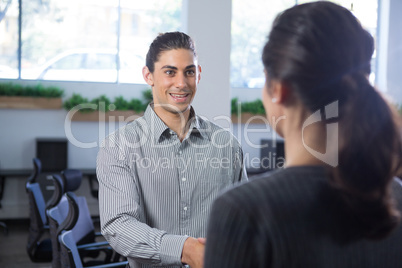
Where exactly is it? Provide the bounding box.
[0,0,19,79]
[231,0,379,89]
[0,0,182,83]
[231,0,295,88]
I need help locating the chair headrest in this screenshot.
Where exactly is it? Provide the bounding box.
[61,169,82,192]
[57,192,79,233]
[33,158,41,174]
[46,174,65,209]
[27,158,42,184]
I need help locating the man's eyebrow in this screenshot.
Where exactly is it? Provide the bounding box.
[161,65,178,70]
[160,64,196,70]
[185,64,196,70]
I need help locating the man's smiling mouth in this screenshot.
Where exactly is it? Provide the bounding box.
[170,93,190,101]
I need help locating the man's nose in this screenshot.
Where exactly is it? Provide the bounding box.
[175,73,186,88]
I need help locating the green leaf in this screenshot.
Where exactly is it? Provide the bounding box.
[0,83,63,97]
[231,98,265,115]
[113,96,129,111]
[128,98,145,113]
[142,89,153,105]
[91,95,111,112]
[63,93,92,113]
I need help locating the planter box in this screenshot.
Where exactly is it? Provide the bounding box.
[0,96,62,109]
[68,110,144,122]
[231,112,268,124]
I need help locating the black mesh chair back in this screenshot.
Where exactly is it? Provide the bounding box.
[25,158,52,262]
[47,170,82,268]
[48,173,72,268]
[47,173,65,211]
[48,171,118,267]
[59,170,97,244]
[58,192,120,267]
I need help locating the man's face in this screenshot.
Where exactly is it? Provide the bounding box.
[143,48,201,116]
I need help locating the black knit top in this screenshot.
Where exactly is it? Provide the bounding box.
[205,166,402,268]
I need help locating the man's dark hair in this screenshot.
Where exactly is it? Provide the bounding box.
[145,31,197,73]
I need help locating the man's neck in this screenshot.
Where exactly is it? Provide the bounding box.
[153,106,192,141]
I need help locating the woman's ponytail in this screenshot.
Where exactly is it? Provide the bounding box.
[334,72,402,239]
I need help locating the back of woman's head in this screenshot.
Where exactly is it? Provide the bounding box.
[263,1,373,109]
[262,1,402,240]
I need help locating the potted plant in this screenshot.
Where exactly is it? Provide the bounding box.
[64,90,152,122]
[0,83,64,109]
[231,98,268,124]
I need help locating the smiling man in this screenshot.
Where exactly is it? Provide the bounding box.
[96,32,247,268]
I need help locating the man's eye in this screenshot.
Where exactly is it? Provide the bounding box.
[165,70,175,75]
[186,70,195,76]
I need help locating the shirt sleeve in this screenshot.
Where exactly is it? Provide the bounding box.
[96,138,187,266]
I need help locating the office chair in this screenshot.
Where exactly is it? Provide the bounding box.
[47,171,119,267]
[25,157,52,262]
[59,229,128,268]
[47,173,69,268]
[59,169,102,244]
[0,221,7,235]
[58,191,124,267]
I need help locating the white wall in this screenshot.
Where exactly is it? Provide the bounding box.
[184,0,232,129]
[385,0,402,104]
[376,0,389,93]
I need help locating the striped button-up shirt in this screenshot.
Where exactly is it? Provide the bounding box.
[96,104,247,268]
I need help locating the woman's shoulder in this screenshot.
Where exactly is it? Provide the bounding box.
[244,165,328,189]
[220,165,330,207]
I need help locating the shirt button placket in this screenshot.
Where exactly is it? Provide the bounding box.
[177,146,190,234]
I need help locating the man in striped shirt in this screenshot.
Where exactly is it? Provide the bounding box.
[96,32,247,268]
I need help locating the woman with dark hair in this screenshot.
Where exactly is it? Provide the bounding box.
[204,2,402,267]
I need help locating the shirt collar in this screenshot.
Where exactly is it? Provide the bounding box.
[143,103,209,143]
[186,109,209,141]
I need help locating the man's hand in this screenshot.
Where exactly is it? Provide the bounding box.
[197,238,206,245]
[181,237,205,268]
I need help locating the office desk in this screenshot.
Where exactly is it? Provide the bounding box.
[0,168,98,208]
[0,169,31,209]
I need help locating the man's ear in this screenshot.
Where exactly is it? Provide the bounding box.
[197,65,202,84]
[142,66,154,86]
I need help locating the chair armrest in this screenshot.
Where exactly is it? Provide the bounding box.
[77,241,115,264]
[77,241,110,250]
[92,261,129,268]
